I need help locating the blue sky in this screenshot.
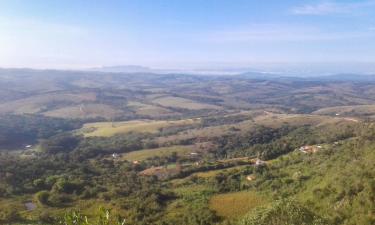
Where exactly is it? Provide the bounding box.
[0,0,375,71]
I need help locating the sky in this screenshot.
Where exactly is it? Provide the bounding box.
[0,0,375,72]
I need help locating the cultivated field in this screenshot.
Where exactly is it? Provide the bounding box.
[209,191,267,218]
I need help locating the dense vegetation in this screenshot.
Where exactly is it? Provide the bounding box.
[0,115,82,149]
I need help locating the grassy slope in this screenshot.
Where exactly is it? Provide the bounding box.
[250,138,375,224]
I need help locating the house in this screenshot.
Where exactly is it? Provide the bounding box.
[255,159,266,166]
[246,175,256,181]
[299,145,319,154]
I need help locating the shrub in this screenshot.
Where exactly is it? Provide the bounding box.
[35,190,50,205]
[0,206,20,223]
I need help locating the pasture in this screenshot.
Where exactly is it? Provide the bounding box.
[121,145,194,161]
[80,118,200,137]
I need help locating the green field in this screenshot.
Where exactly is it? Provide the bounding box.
[80,118,200,137]
[121,145,194,161]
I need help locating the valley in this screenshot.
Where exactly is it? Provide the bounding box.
[0,69,374,224]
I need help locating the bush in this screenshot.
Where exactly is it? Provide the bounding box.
[35,190,50,205]
[0,206,20,223]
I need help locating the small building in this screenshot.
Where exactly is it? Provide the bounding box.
[133,160,140,165]
[25,145,32,149]
[112,153,119,159]
[246,175,256,181]
[299,145,319,154]
[255,159,266,166]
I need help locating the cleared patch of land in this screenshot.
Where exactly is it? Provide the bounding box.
[209,191,267,218]
[43,103,122,119]
[152,96,222,110]
[127,101,178,117]
[80,118,200,137]
[0,92,96,114]
[193,165,251,178]
[121,145,194,161]
[313,104,375,118]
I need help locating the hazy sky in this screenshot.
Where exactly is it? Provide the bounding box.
[0,0,375,70]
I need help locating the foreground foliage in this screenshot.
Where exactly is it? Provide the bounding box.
[60,208,125,225]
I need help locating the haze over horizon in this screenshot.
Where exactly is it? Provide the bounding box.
[1,0,375,74]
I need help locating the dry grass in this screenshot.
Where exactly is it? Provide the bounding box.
[80,118,200,137]
[127,101,177,117]
[313,104,375,116]
[152,96,221,110]
[44,103,122,119]
[209,191,267,218]
[0,92,96,114]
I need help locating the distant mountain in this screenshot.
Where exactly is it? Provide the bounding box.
[308,73,375,82]
[238,71,375,82]
[91,65,152,73]
[91,65,268,75]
